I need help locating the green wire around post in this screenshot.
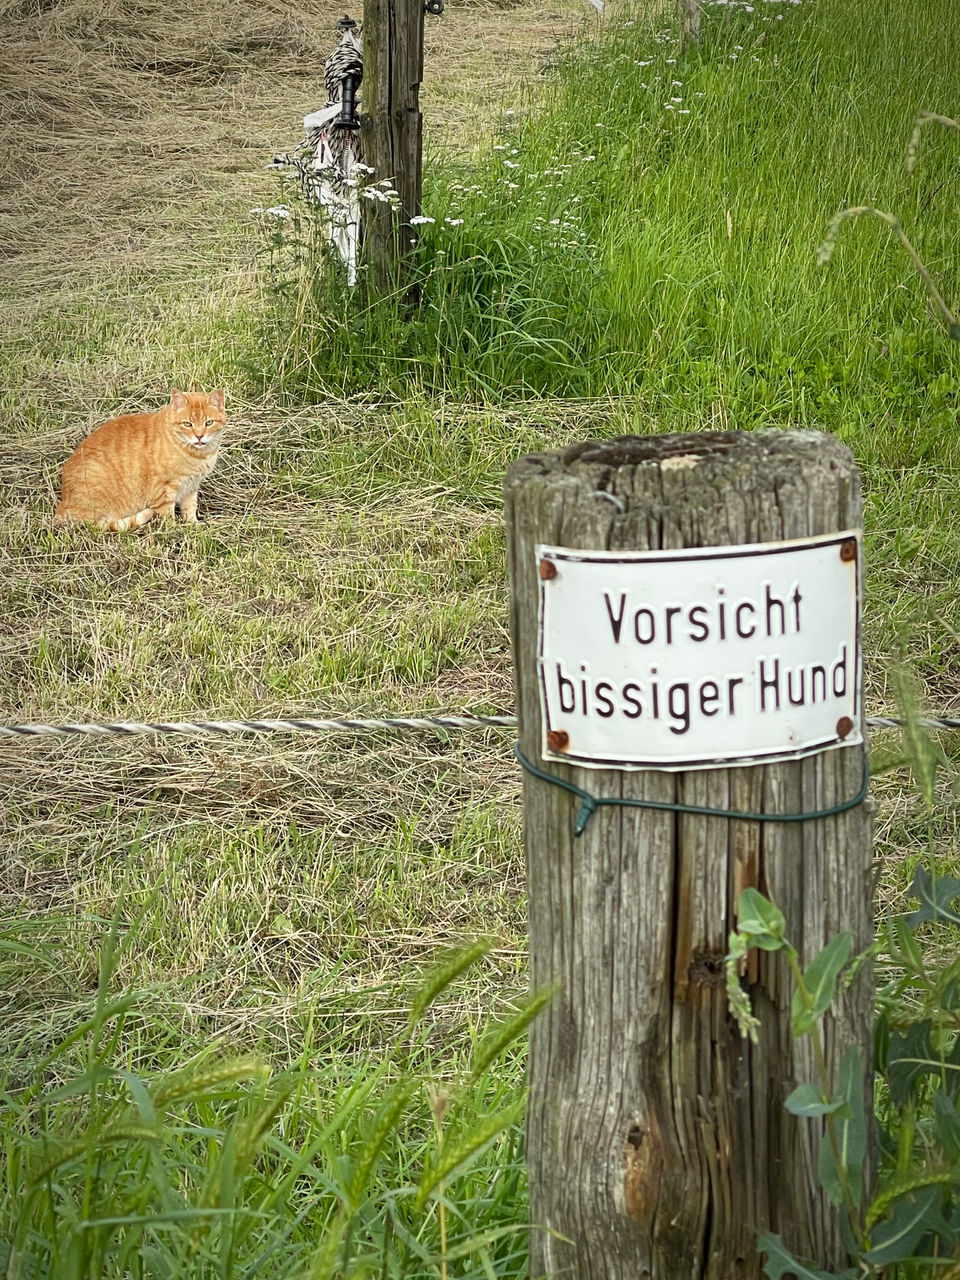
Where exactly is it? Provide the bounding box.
[513,744,870,837]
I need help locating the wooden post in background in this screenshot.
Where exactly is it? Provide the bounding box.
[680,0,702,48]
[505,431,874,1280]
[361,0,424,294]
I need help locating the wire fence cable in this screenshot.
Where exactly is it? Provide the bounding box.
[1,713,959,741]
[0,714,517,740]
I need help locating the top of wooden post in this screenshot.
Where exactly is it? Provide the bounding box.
[506,429,857,544]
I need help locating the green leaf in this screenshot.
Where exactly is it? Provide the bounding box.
[29,1126,161,1186]
[948,321,960,342]
[118,1070,157,1128]
[233,1083,295,1167]
[737,888,787,943]
[759,1232,855,1279]
[818,1045,866,1209]
[893,672,942,808]
[347,1078,415,1208]
[886,1020,935,1106]
[408,938,493,1031]
[151,1056,268,1108]
[792,933,851,1035]
[77,1207,244,1229]
[468,986,554,1082]
[415,1098,525,1210]
[932,1087,960,1160]
[0,938,59,966]
[890,914,924,973]
[906,867,960,928]
[863,1186,940,1265]
[941,975,960,1011]
[784,1084,842,1118]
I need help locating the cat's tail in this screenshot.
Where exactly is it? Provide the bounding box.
[106,509,155,532]
[54,506,155,532]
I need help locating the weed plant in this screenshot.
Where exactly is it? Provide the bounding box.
[0,924,535,1279]
[260,0,960,435]
[725,693,960,1277]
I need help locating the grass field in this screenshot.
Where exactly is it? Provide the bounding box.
[3,0,960,1273]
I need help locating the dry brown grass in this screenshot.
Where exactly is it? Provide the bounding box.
[0,0,601,1053]
[2,0,929,1068]
[0,0,592,298]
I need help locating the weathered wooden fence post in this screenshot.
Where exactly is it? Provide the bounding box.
[680,0,702,48]
[505,431,873,1279]
[361,0,424,294]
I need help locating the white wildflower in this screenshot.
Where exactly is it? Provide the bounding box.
[410,215,435,225]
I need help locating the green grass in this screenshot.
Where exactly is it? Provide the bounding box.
[263,0,960,426]
[0,921,532,1280]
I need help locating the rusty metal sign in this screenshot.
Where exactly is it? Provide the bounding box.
[536,532,862,771]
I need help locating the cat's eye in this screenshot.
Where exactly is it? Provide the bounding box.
[181,421,193,429]
[204,419,216,428]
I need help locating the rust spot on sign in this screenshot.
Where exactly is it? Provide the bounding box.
[840,538,857,562]
[539,558,557,580]
[836,715,854,739]
[546,728,570,751]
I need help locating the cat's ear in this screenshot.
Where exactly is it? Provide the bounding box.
[170,388,188,412]
[208,389,225,411]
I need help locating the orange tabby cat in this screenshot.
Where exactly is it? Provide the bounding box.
[56,389,226,531]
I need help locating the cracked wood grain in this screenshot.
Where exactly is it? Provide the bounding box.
[505,431,873,1280]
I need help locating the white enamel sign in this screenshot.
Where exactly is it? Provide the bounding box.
[537,532,861,771]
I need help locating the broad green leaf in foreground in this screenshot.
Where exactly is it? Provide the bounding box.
[759,1232,856,1279]
[792,933,851,1035]
[818,1046,866,1209]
